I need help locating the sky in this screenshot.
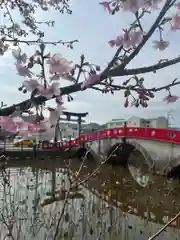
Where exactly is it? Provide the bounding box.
[0,0,180,126]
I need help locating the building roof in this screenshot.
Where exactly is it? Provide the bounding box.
[106,119,125,124]
[128,116,168,121]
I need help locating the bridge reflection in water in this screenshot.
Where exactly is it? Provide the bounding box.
[0,159,180,239]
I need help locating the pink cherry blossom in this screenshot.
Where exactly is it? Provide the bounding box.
[7,124,18,133]
[0,116,13,128]
[101,0,163,14]
[171,14,180,30]
[11,116,24,124]
[0,41,9,55]
[48,104,64,127]
[47,53,74,78]
[10,117,24,132]
[55,95,63,105]
[22,79,44,92]
[163,95,180,104]
[40,82,61,99]
[108,36,123,48]
[175,2,180,10]
[18,122,41,134]
[12,48,27,63]
[15,62,32,77]
[122,0,145,13]
[99,1,112,13]
[122,30,135,48]
[129,30,143,47]
[145,0,162,9]
[0,116,17,133]
[49,74,60,81]
[34,120,49,132]
[49,73,76,82]
[109,30,142,49]
[47,0,63,7]
[124,98,129,108]
[152,40,169,50]
[81,73,100,89]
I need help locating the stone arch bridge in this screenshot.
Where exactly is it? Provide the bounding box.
[42,127,180,174]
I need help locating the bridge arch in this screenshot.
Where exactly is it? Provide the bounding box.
[72,145,98,161]
[106,140,153,168]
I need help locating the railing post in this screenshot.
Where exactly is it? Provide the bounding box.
[3,138,6,153]
[123,121,127,143]
[77,116,82,137]
[21,142,23,152]
[33,140,37,156]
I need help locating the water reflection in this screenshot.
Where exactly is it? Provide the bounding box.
[0,160,180,239]
[128,165,152,187]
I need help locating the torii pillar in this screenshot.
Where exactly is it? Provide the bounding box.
[54,111,88,142]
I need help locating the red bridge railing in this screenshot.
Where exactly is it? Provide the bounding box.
[41,127,180,149]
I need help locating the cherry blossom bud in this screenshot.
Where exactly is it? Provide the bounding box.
[95,65,101,71]
[143,102,148,108]
[39,113,44,121]
[124,90,130,97]
[18,87,23,91]
[23,89,27,94]
[141,100,148,108]
[135,102,139,108]
[149,92,155,98]
[124,98,129,108]
[142,95,149,101]
[139,92,144,99]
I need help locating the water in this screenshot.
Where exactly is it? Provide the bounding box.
[0,159,180,239]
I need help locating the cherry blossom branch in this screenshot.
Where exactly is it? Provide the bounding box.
[0,76,179,116]
[102,8,148,75]
[0,55,179,116]
[0,52,180,116]
[1,38,78,46]
[100,78,180,92]
[119,0,175,69]
[0,0,180,117]
[0,0,72,43]
[110,56,180,77]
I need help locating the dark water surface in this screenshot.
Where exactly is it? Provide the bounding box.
[0,158,180,239]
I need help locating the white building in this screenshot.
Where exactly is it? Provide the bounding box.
[149,117,169,128]
[127,116,143,127]
[127,116,168,128]
[106,116,169,129]
[58,122,77,139]
[106,119,126,128]
[31,123,78,141]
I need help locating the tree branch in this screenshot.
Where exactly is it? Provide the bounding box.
[0,54,180,116]
[110,56,180,77]
[100,79,180,92]
[118,0,174,69]
[0,0,178,116]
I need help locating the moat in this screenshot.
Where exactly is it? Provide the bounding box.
[0,158,180,240]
